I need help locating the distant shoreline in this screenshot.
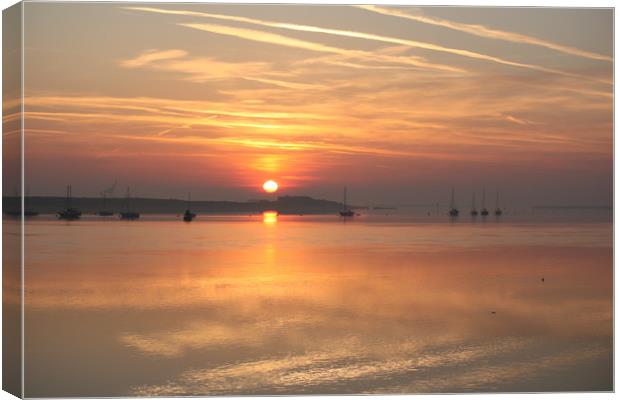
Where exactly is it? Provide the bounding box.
[2,195,350,215]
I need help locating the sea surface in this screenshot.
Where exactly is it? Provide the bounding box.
[19,209,613,396]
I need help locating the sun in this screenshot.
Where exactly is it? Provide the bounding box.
[262,179,279,193]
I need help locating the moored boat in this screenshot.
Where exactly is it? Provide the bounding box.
[449,187,459,217]
[183,193,196,222]
[480,187,489,216]
[120,187,140,220]
[470,192,478,217]
[58,185,82,220]
[494,189,503,216]
[339,187,355,217]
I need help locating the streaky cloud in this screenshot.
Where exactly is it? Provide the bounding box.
[244,77,330,91]
[125,6,464,73]
[178,22,464,74]
[127,6,595,80]
[357,5,612,63]
[121,49,188,68]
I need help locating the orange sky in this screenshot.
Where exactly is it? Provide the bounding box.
[10,4,613,205]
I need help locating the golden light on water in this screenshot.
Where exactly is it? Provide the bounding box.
[262,180,279,193]
[262,210,278,225]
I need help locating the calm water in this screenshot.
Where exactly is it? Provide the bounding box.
[21,211,612,396]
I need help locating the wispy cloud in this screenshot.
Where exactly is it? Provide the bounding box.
[357,5,612,62]
[121,49,188,68]
[24,66,612,156]
[123,7,465,73]
[121,49,321,89]
[126,6,596,80]
[178,22,464,74]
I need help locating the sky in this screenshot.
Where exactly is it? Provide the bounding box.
[16,3,613,206]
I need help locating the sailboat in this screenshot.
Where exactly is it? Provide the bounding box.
[57,185,82,220]
[449,187,459,217]
[339,186,355,217]
[480,187,489,216]
[119,187,140,220]
[470,192,478,217]
[494,189,503,216]
[183,192,196,222]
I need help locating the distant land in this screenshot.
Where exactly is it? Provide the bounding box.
[3,195,354,215]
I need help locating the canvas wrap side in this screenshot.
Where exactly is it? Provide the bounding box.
[3,1,23,398]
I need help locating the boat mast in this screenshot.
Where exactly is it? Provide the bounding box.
[482,187,486,209]
[472,192,476,210]
[66,185,72,209]
[343,186,347,211]
[496,189,500,210]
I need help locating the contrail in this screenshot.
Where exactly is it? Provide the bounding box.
[126,6,600,80]
[179,22,465,73]
[356,5,612,62]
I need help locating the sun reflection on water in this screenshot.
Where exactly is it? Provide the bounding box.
[263,210,278,225]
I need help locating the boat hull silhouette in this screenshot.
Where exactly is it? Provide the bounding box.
[183,210,196,222]
[120,212,140,220]
[58,208,82,220]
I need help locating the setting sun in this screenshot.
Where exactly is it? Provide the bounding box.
[262,180,279,193]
